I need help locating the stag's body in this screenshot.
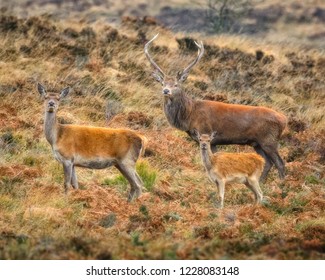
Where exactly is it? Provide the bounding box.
[144,34,287,182]
[39,83,146,201]
[198,132,264,208]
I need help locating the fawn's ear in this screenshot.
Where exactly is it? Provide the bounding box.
[193,129,200,139]
[37,83,47,97]
[60,87,70,99]
[210,131,218,140]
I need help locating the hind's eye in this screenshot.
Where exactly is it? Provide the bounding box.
[174,84,178,87]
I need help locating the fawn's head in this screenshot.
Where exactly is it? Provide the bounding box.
[37,83,70,113]
[144,34,204,98]
[194,130,218,151]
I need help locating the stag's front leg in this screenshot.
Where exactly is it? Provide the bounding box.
[187,130,199,143]
[62,161,73,194]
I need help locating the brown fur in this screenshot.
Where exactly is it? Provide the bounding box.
[212,152,265,179]
[56,125,144,160]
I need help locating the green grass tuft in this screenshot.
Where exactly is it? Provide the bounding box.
[136,161,157,192]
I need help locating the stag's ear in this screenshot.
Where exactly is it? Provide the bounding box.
[177,71,189,83]
[211,131,218,140]
[37,83,47,97]
[152,71,164,84]
[60,87,70,99]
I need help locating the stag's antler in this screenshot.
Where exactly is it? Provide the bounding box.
[144,34,166,78]
[180,40,204,77]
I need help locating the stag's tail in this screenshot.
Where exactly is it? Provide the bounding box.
[278,112,288,138]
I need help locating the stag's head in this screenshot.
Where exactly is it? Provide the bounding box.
[144,34,204,97]
[37,83,70,113]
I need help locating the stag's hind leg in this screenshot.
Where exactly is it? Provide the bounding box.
[254,145,273,183]
[261,144,285,180]
[116,162,143,202]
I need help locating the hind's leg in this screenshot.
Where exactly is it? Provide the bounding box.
[62,161,73,194]
[71,165,79,189]
[116,162,142,202]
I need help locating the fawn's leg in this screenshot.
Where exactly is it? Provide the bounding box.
[246,177,263,204]
[216,179,225,208]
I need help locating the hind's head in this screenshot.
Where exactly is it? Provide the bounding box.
[37,83,70,113]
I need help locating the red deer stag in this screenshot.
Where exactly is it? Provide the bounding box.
[144,34,287,182]
[38,83,147,202]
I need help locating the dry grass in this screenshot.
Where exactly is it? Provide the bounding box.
[0,1,324,259]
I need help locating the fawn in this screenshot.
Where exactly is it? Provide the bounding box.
[196,130,264,208]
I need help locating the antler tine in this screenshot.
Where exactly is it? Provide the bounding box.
[181,40,204,75]
[194,41,201,48]
[144,33,166,77]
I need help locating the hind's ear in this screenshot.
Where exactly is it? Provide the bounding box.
[60,87,70,99]
[37,83,46,97]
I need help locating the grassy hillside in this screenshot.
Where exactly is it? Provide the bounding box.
[0,2,324,259]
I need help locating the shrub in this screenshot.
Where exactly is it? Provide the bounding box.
[206,0,253,33]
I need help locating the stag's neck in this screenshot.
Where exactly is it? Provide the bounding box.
[200,147,214,171]
[164,91,193,131]
[44,111,58,146]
